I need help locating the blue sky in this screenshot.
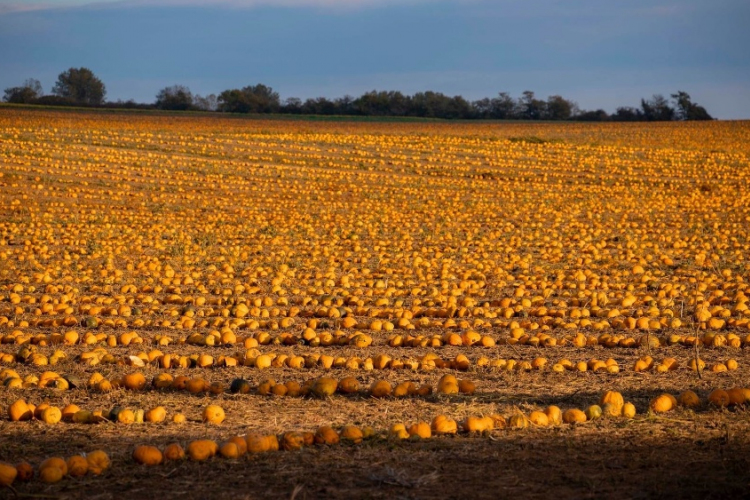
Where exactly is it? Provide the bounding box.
[1,0,748,118]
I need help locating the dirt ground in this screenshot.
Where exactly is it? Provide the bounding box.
[2,342,750,499]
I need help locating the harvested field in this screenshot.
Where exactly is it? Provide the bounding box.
[1,108,750,498]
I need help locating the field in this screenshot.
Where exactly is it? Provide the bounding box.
[1,107,750,499]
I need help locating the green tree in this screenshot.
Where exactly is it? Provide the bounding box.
[193,94,218,112]
[155,85,194,110]
[52,67,106,105]
[670,91,713,120]
[640,94,674,121]
[491,92,518,119]
[3,78,43,103]
[544,95,575,120]
[218,84,280,113]
[519,91,545,120]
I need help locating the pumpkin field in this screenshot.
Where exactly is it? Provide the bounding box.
[1,107,750,499]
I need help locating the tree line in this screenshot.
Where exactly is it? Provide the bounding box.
[3,67,714,121]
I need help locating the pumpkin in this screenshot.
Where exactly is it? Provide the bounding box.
[393,382,415,398]
[145,406,167,423]
[86,450,110,475]
[622,402,636,418]
[255,354,273,369]
[209,382,224,395]
[8,399,32,422]
[389,423,410,440]
[708,389,730,407]
[562,409,587,424]
[187,440,218,461]
[726,388,746,406]
[650,394,674,413]
[227,436,248,455]
[285,381,302,397]
[508,413,529,429]
[0,462,18,487]
[464,416,494,433]
[314,426,340,445]
[311,377,338,397]
[599,391,624,409]
[437,374,459,395]
[544,406,562,426]
[133,445,163,466]
[416,384,433,397]
[489,414,507,429]
[602,403,622,417]
[678,390,701,408]
[407,422,432,439]
[171,376,189,390]
[67,456,88,477]
[34,402,50,419]
[337,377,359,394]
[72,410,93,424]
[173,413,187,424]
[528,411,549,427]
[96,379,113,393]
[40,457,67,475]
[370,380,392,398]
[202,405,225,425]
[152,373,174,389]
[185,378,207,394]
[270,383,288,396]
[219,442,241,459]
[281,432,306,451]
[585,405,603,420]
[39,466,64,484]
[230,378,252,394]
[458,379,476,395]
[256,379,274,396]
[123,372,146,391]
[41,406,62,425]
[117,409,136,424]
[15,461,33,482]
[688,358,706,371]
[163,443,186,461]
[61,404,81,421]
[340,425,365,443]
[431,415,458,434]
[246,434,279,453]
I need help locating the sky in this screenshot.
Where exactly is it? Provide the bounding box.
[0,0,749,118]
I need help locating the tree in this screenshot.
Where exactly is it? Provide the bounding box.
[334,95,356,115]
[472,98,493,119]
[282,97,303,114]
[52,67,106,105]
[491,92,518,119]
[155,85,194,110]
[671,91,713,121]
[301,97,337,115]
[544,95,575,120]
[576,109,610,121]
[218,84,280,113]
[519,91,545,120]
[640,94,674,121]
[193,94,218,112]
[3,78,43,103]
[354,90,409,116]
[612,106,643,121]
